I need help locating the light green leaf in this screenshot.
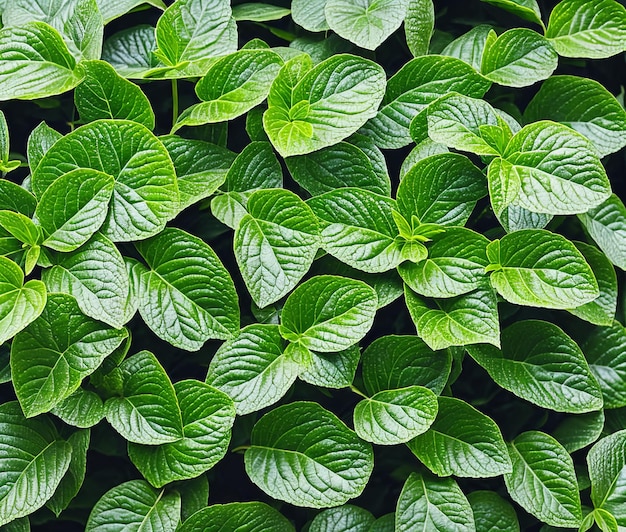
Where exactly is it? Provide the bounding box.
[308,188,403,273]
[32,120,179,242]
[486,230,599,309]
[160,136,235,212]
[245,401,373,508]
[588,430,626,524]
[42,232,130,328]
[286,141,391,197]
[568,242,617,326]
[0,211,41,247]
[525,75,626,158]
[96,0,166,24]
[235,189,319,307]
[50,388,105,428]
[292,0,329,31]
[27,122,62,174]
[135,227,239,350]
[0,256,46,345]
[481,28,557,87]
[232,3,291,21]
[399,140,448,180]
[85,480,180,532]
[582,322,626,409]
[154,0,237,76]
[174,49,282,130]
[480,0,542,25]
[497,204,552,233]
[578,194,626,270]
[546,0,626,59]
[441,24,493,71]
[362,335,451,395]
[206,324,302,414]
[395,472,475,532]
[0,113,20,174]
[408,396,511,478]
[299,345,361,389]
[325,0,410,51]
[361,56,491,149]
[47,429,90,517]
[129,380,235,487]
[0,402,72,527]
[467,320,604,413]
[399,228,490,298]
[105,350,183,445]
[279,275,378,352]
[101,25,162,79]
[0,22,80,101]
[310,505,375,532]
[36,169,114,252]
[404,0,434,56]
[179,502,294,532]
[354,385,438,445]
[75,60,155,129]
[467,491,520,532]
[264,54,385,157]
[505,431,582,528]
[10,293,127,417]
[0,180,37,217]
[404,284,500,350]
[552,410,604,453]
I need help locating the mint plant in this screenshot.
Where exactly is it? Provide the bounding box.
[0,0,625,530]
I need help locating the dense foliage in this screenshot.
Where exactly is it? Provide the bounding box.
[0,0,625,530]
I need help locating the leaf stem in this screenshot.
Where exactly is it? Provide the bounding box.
[171,79,179,129]
[349,385,368,399]
[231,445,251,453]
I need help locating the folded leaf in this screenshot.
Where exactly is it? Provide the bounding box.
[480,0,542,25]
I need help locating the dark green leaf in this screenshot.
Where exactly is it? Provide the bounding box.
[310,505,375,532]
[101,25,161,79]
[480,0,543,25]
[232,3,291,21]
[50,388,105,429]
[552,410,604,453]
[588,430,626,524]
[299,345,361,389]
[179,502,294,532]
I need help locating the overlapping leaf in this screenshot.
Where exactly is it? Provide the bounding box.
[179,502,294,532]
[310,505,375,532]
[467,491,520,532]
[588,430,626,525]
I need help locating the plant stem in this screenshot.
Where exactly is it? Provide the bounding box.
[171,79,179,129]
[349,385,368,399]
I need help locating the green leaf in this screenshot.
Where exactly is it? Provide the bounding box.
[179,502,294,532]
[404,284,500,350]
[354,386,438,445]
[0,402,72,527]
[235,189,319,307]
[10,293,128,417]
[101,25,162,79]
[361,56,491,149]
[480,0,543,25]
[408,396,511,478]
[505,431,582,527]
[525,75,626,158]
[154,0,237,76]
[399,140,448,180]
[174,50,282,130]
[232,3,291,21]
[105,350,183,445]
[0,211,42,246]
[308,188,403,273]
[299,345,361,389]
[47,429,90,517]
[161,135,235,212]
[404,0,434,56]
[245,401,373,508]
[32,120,179,242]
[582,322,626,409]
[546,0,626,59]
[96,0,166,24]
[175,475,209,523]
[135,227,239,350]
[50,388,105,429]
[588,430,626,524]
[395,472,475,532]
[310,505,375,532]
[85,479,181,532]
[205,324,302,414]
[0,113,20,174]
[75,60,155,129]
[486,230,599,309]
[481,29,557,87]
[279,275,378,352]
[362,335,451,395]
[129,380,235,487]
[42,232,131,328]
[467,490,520,532]
[552,410,604,453]
[0,22,82,101]
[0,256,46,345]
[467,320,604,413]
[497,204,553,233]
[0,180,37,217]
[442,24,493,71]
[264,54,386,157]
[36,169,114,252]
[568,242,617,326]
[292,0,329,31]
[578,195,626,270]
[399,228,490,298]
[286,141,391,197]
[27,122,62,174]
[324,0,410,51]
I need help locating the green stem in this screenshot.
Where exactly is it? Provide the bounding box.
[171,79,179,129]
[231,444,251,453]
[349,385,368,399]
